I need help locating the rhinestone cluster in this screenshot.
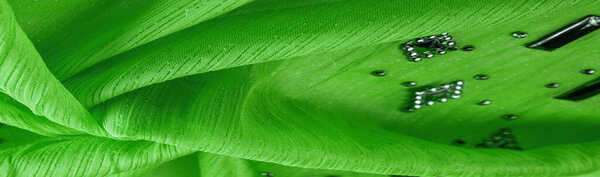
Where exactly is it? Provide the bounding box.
[475,128,522,151]
[406,80,464,112]
[400,33,458,62]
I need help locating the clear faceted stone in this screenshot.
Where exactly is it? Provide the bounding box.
[589,16,600,26]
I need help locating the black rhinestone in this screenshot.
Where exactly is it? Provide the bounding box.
[474,74,489,80]
[462,45,475,51]
[503,115,519,120]
[581,69,596,75]
[447,46,459,51]
[371,70,386,76]
[402,81,417,87]
[452,139,466,146]
[546,83,560,88]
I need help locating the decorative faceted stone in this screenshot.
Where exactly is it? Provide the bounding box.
[511,31,528,39]
[474,74,489,80]
[402,81,417,87]
[371,70,387,76]
[478,100,492,105]
[546,83,560,88]
[590,16,600,26]
[405,80,465,112]
[503,115,519,120]
[462,45,475,51]
[399,33,459,62]
[581,69,596,75]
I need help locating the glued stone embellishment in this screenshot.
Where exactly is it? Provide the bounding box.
[406,81,464,112]
[475,128,522,151]
[400,33,458,62]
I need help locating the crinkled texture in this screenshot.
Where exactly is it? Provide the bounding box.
[0,0,600,176]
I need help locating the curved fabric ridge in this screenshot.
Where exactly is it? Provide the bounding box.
[0,125,192,177]
[8,0,254,80]
[0,1,106,136]
[143,152,391,177]
[0,93,81,136]
[197,153,392,177]
[62,0,597,108]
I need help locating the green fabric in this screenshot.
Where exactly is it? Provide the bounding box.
[0,0,599,176]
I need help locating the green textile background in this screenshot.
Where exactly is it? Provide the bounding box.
[0,0,599,176]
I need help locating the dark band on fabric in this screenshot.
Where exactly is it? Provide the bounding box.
[556,78,600,101]
[527,15,599,50]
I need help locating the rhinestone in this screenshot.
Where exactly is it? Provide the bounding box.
[371,70,386,76]
[511,31,528,39]
[546,83,560,88]
[503,115,519,120]
[474,74,489,80]
[478,100,492,105]
[589,16,600,26]
[462,45,475,51]
[403,81,417,87]
[581,69,596,75]
[437,49,447,54]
